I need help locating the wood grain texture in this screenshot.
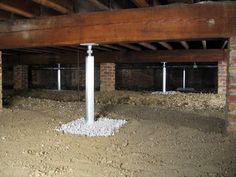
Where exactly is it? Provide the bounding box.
[0,2,235,49]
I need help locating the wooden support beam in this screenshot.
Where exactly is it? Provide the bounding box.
[0,2,235,49]
[139,42,157,50]
[0,0,37,17]
[32,0,73,14]
[6,49,226,65]
[180,41,189,50]
[159,42,173,50]
[87,0,109,10]
[202,40,207,49]
[130,0,149,7]
[119,44,142,51]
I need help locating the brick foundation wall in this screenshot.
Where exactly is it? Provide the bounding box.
[116,69,157,90]
[100,63,115,91]
[13,65,28,90]
[0,51,2,110]
[30,66,100,90]
[218,61,227,94]
[227,36,236,132]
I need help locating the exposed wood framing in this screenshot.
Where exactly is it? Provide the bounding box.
[87,0,109,10]
[6,49,226,65]
[0,2,235,49]
[0,0,36,17]
[159,42,173,50]
[138,42,157,50]
[93,46,112,52]
[32,0,73,14]
[222,40,228,49]
[119,44,142,51]
[202,40,207,49]
[101,44,125,51]
[130,0,149,7]
[180,41,189,49]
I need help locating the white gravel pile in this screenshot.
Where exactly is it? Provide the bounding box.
[56,117,127,137]
[151,91,177,95]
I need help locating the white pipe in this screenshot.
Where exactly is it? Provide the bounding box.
[183,68,186,89]
[85,45,95,125]
[162,62,166,93]
[57,64,61,91]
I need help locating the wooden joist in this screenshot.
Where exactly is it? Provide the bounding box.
[119,44,142,51]
[0,0,36,17]
[101,44,125,51]
[32,0,73,14]
[138,42,157,50]
[180,41,189,50]
[0,2,235,49]
[87,0,109,10]
[159,42,173,50]
[5,49,226,65]
[130,0,149,7]
[222,40,228,49]
[202,40,207,49]
[93,46,112,52]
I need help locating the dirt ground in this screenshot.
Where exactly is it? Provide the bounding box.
[0,90,235,177]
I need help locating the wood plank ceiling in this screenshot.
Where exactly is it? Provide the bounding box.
[0,0,229,55]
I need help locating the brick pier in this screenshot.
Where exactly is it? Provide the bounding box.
[13,65,28,90]
[100,63,115,91]
[227,36,236,132]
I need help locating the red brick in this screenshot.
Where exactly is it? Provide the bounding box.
[0,51,2,110]
[218,60,227,94]
[226,37,236,132]
[228,85,236,90]
[100,63,115,91]
[229,56,236,63]
[227,95,236,102]
[13,65,28,90]
[230,37,236,45]
[227,124,236,132]
[229,65,236,73]
[228,104,236,112]
[229,76,236,83]
[228,114,236,121]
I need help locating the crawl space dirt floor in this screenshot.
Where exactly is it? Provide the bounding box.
[0,90,235,177]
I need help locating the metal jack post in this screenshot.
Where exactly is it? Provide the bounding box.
[80,43,98,125]
[162,62,167,93]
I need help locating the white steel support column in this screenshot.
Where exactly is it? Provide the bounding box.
[57,64,61,91]
[183,68,186,89]
[81,43,97,125]
[162,62,167,93]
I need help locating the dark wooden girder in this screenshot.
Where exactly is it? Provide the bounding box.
[5,49,226,65]
[0,2,235,49]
